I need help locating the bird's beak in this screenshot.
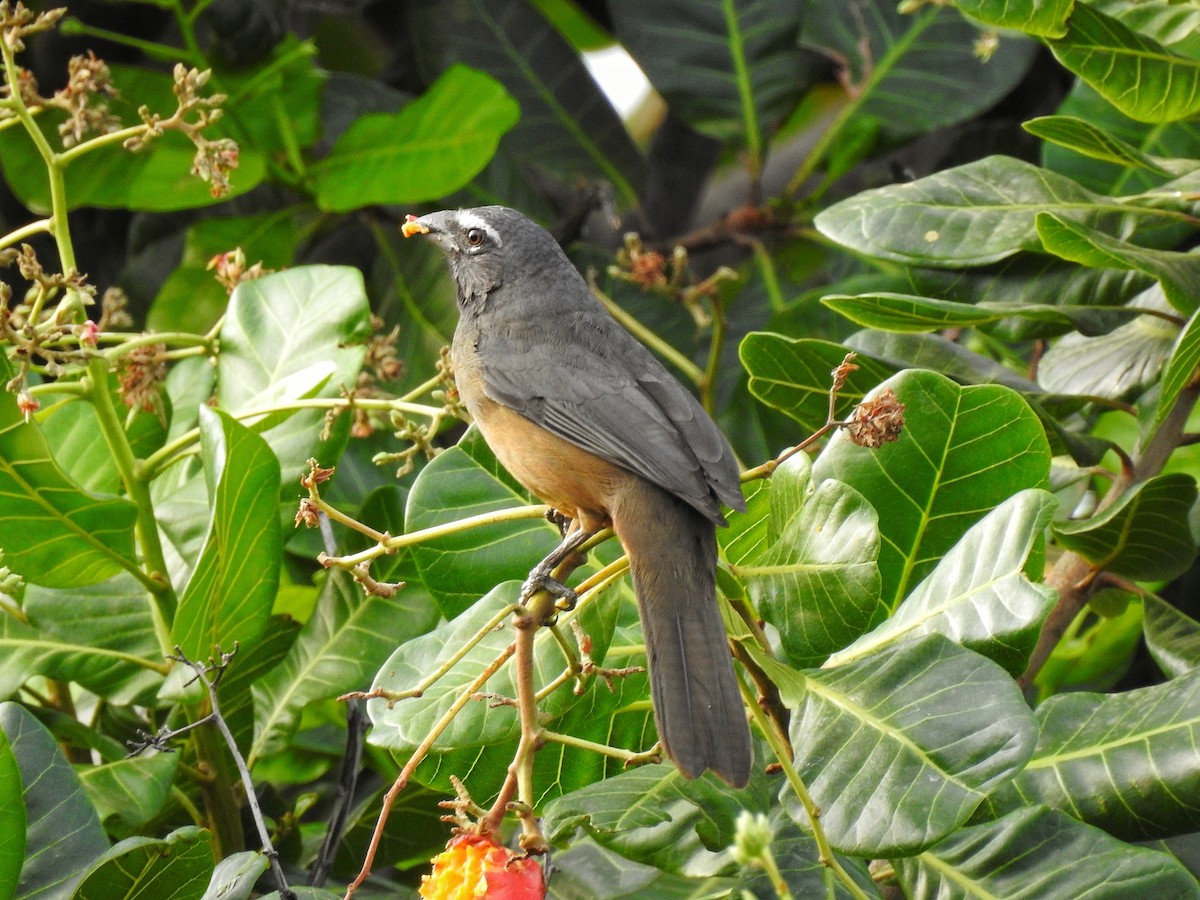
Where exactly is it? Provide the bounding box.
[401,213,432,238]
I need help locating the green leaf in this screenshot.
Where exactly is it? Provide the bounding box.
[738,334,895,432]
[814,156,1111,267]
[1053,473,1197,580]
[215,37,325,156]
[71,826,213,900]
[0,726,23,900]
[736,452,885,668]
[1025,115,1191,176]
[0,363,139,589]
[1159,306,1200,424]
[1,701,108,900]
[812,369,1051,610]
[1035,212,1200,314]
[409,0,644,201]
[952,0,1072,37]
[1049,3,1200,124]
[535,838,737,899]
[216,266,371,486]
[368,580,620,752]
[609,0,811,148]
[248,569,440,766]
[1144,594,1200,678]
[986,670,1200,840]
[172,407,281,661]
[312,65,518,211]
[405,429,562,617]
[78,752,177,828]
[200,852,269,900]
[766,634,1037,855]
[736,809,877,898]
[828,489,1058,676]
[802,1,1037,141]
[897,805,1200,898]
[0,574,163,704]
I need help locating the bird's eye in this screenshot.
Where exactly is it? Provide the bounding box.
[466,228,486,247]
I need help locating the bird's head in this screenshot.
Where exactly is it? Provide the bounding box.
[402,206,575,311]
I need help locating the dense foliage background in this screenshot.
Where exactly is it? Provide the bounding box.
[3,0,1200,897]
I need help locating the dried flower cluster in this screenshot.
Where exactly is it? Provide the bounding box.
[844,387,905,448]
[207,247,270,294]
[610,232,738,328]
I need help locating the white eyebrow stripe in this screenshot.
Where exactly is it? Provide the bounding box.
[455,210,502,247]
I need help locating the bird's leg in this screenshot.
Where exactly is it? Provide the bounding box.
[521,520,593,610]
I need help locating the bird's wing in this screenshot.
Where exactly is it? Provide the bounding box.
[478,309,744,522]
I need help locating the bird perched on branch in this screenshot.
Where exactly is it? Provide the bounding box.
[403,206,751,787]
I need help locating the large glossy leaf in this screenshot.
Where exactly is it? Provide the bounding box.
[1159,306,1200,424]
[1049,3,1200,124]
[216,265,371,486]
[78,753,177,828]
[609,0,811,147]
[953,0,1072,37]
[986,669,1200,839]
[0,574,163,703]
[410,0,644,200]
[1143,594,1200,679]
[828,489,1058,676]
[738,334,895,432]
[248,569,439,767]
[769,634,1036,855]
[1052,473,1198,581]
[802,0,1036,141]
[405,428,562,617]
[71,826,212,900]
[1,702,108,900]
[814,156,1116,268]
[897,806,1200,898]
[367,580,621,752]
[534,839,738,899]
[171,407,281,661]
[0,364,139,589]
[0,725,22,900]
[311,65,518,211]
[812,369,1051,611]
[736,452,885,668]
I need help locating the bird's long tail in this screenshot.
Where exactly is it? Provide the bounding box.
[613,485,752,787]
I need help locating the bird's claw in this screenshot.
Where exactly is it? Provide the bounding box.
[520,567,580,611]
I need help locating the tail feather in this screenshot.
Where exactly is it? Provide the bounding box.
[614,486,751,787]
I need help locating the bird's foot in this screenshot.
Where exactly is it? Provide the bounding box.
[519,566,580,611]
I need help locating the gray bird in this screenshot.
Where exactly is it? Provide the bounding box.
[403,206,752,787]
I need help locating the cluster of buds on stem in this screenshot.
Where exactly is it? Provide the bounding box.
[609,232,737,329]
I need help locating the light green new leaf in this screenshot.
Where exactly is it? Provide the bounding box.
[1159,306,1200,424]
[736,452,884,668]
[0,726,22,900]
[406,429,562,618]
[1143,594,1200,679]
[765,634,1036,855]
[814,156,1114,267]
[952,0,1072,37]
[312,65,518,211]
[1035,212,1200,314]
[78,753,177,829]
[0,364,139,589]
[71,826,212,900]
[813,369,1051,611]
[1052,473,1197,581]
[897,806,1200,898]
[1050,3,1200,124]
[986,670,1200,839]
[1,702,108,900]
[738,334,895,432]
[172,407,281,661]
[249,570,439,766]
[829,489,1058,676]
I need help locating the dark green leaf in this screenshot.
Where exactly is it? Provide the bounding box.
[312,65,518,211]
[71,826,212,900]
[0,725,22,900]
[1026,115,1187,176]
[768,634,1037,855]
[172,407,282,661]
[0,363,138,589]
[540,838,736,898]
[78,752,177,828]
[1144,594,1200,679]
[1052,473,1198,581]
[898,806,1200,898]
[812,369,1051,610]
[829,489,1058,676]
[1159,306,1200,424]
[215,37,325,155]
[736,452,884,668]
[737,809,877,898]
[986,670,1200,840]
[1,701,108,900]
[1049,3,1200,124]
